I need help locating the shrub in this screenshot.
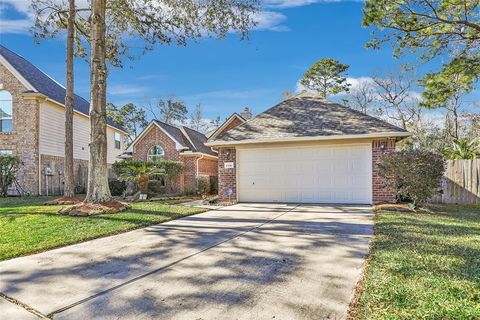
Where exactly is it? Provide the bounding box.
[0,155,22,197]
[378,150,445,205]
[196,176,210,196]
[209,176,218,194]
[112,159,183,195]
[108,180,126,196]
[184,186,195,196]
[443,138,480,160]
[148,179,165,195]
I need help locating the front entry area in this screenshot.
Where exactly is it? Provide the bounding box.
[237,143,373,204]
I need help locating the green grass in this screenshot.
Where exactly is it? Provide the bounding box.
[355,204,480,319]
[0,196,206,261]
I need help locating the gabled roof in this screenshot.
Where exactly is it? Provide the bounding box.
[208,112,246,140]
[154,120,194,150]
[207,92,410,146]
[181,126,217,156]
[0,44,125,132]
[130,120,217,157]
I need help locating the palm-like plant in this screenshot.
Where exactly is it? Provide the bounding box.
[118,162,165,194]
[443,138,480,160]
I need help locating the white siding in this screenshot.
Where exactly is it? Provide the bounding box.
[107,126,123,164]
[39,101,124,164]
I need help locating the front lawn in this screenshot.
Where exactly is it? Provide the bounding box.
[353,204,480,319]
[0,196,206,261]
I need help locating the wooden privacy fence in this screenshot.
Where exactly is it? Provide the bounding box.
[431,159,480,204]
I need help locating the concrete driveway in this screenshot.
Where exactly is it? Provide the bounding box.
[0,203,373,320]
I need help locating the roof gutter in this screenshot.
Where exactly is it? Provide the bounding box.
[180,151,218,159]
[205,131,412,147]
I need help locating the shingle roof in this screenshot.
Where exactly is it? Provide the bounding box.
[182,126,217,156]
[153,120,193,150]
[209,93,408,143]
[0,44,125,132]
[152,120,217,156]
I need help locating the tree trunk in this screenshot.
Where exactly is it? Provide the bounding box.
[85,0,111,203]
[64,0,75,198]
[453,108,459,139]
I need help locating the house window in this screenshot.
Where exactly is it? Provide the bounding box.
[114,132,121,149]
[0,150,13,156]
[147,145,165,163]
[0,90,13,133]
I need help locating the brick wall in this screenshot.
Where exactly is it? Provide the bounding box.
[372,139,396,204]
[0,63,40,195]
[198,157,218,176]
[218,147,236,202]
[133,125,180,161]
[211,116,245,141]
[133,124,184,193]
[40,154,90,195]
[216,117,244,138]
[181,156,197,193]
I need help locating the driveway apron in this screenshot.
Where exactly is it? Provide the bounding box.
[0,203,373,319]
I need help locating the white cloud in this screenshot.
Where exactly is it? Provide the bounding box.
[0,18,32,34]
[0,0,34,34]
[346,76,375,90]
[253,11,289,31]
[294,76,374,94]
[263,0,361,9]
[109,84,150,96]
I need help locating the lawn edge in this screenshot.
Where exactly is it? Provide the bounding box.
[346,211,378,320]
[1,206,207,262]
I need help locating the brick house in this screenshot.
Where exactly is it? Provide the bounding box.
[121,109,249,194]
[0,45,127,195]
[206,92,411,204]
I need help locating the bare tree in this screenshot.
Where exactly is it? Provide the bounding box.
[345,80,376,114]
[189,104,209,133]
[372,67,420,130]
[144,96,188,125]
[210,116,221,129]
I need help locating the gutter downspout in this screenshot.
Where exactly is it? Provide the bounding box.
[196,154,205,192]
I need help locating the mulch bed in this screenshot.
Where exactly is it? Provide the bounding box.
[373,203,415,212]
[57,200,131,216]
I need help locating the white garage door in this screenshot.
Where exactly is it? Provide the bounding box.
[237,144,372,204]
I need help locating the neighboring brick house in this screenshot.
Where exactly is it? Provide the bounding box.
[0,45,127,196]
[124,120,219,194]
[122,109,249,194]
[206,92,411,204]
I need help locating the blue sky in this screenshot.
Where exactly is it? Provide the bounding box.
[0,0,477,122]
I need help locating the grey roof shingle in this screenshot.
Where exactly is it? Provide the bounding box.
[152,120,217,156]
[153,120,194,150]
[182,126,217,156]
[210,93,408,143]
[0,44,125,131]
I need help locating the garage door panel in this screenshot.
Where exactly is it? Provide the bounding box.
[238,144,372,204]
[333,175,349,188]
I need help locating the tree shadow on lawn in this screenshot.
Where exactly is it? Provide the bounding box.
[375,213,480,284]
[0,211,372,319]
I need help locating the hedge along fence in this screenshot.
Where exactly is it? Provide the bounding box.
[431,159,480,204]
